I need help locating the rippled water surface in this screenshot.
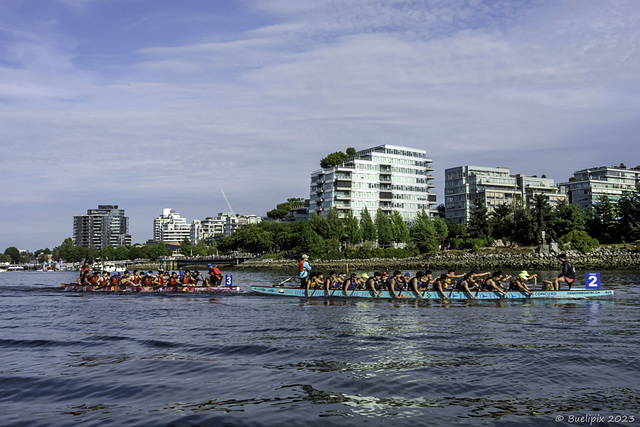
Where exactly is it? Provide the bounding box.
[1,270,639,426]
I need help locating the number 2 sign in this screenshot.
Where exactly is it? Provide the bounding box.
[585,273,601,289]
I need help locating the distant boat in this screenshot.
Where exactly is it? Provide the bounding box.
[91,262,126,273]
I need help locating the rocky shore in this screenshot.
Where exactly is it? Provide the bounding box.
[232,248,640,272]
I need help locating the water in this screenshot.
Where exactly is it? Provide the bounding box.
[1,270,639,426]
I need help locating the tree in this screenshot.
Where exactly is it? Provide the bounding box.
[343,210,362,245]
[530,194,555,241]
[617,184,640,242]
[433,216,449,247]
[586,196,618,243]
[489,203,514,242]
[375,209,393,246]
[410,210,437,253]
[512,206,535,245]
[325,208,345,241]
[266,198,305,220]
[467,197,490,240]
[346,147,357,157]
[3,247,20,264]
[390,210,409,244]
[320,151,348,168]
[179,237,193,256]
[234,225,274,253]
[553,200,585,238]
[360,207,377,242]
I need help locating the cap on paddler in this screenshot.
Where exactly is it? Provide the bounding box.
[361,273,369,279]
[519,270,529,279]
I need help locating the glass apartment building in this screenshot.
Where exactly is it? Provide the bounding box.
[308,145,437,222]
[562,166,640,211]
[73,205,131,249]
[445,166,566,224]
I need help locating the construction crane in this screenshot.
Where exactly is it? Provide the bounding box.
[221,190,235,216]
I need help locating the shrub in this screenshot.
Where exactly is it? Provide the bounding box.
[559,230,599,254]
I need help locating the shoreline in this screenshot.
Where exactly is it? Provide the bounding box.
[230,248,640,272]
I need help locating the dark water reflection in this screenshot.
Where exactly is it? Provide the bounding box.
[0,270,638,426]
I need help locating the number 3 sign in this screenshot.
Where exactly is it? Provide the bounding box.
[586,273,601,289]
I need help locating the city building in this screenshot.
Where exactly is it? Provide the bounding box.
[153,209,263,245]
[444,166,566,224]
[562,165,640,212]
[73,205,131,249]
[308,144,437,222]
[191,213,261,243]
[153,208,191,244]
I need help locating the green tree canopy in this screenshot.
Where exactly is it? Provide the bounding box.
[411,210,437,253]
[360,207,376,242]
[320,151,348,168]
[343,210,362,245]
[468,197,490,239]
[375,209,394,246]
[390,210,409,244]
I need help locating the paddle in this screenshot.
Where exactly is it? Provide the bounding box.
[275,276,292,287]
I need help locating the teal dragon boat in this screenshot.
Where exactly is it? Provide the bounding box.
[251,286,614,300]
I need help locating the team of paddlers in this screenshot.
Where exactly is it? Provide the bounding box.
[298,254,577,300]
[76,263,224,290]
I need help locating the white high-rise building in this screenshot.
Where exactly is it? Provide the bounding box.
[153,208,191,244]
[308,145,437,222]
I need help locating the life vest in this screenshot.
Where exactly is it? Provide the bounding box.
[110,276,120,285]
[142,276,153,286]
[169,277,178,286]
[155,276,164,286]
[209,267,221,276]
[90,275,98,285]
[100,277,109,286]
[132,276,141,285]
[182,275,192,285]
[191,276,199,286]
[298,260,305,272]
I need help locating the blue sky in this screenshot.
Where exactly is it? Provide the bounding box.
[1,0,639,251]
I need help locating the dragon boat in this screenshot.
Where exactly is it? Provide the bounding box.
[251,285,614,300]
[61,283,240,293]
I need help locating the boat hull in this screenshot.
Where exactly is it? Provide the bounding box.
[61,284,240,293]
[251,286,614,300]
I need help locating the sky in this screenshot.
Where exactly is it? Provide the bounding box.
[1,0,639,251]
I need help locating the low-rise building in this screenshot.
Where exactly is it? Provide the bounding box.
[444,166,566,224]
[562,165,640,212]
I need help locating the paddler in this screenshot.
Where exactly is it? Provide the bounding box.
[509,270,535,295]
[364,272,382,297]
[298,254,311,288]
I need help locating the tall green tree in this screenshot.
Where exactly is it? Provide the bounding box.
[553,200,586,238]
[467,197,490,239]
[325,208,345,241]
[375,208,394,246]
[410,210,437,253]
[512,206,535,245]
[530,194,555,241]
[360,207,377,242]
[586,196,618,243]
[390,210,409,244]
[343,210,362,245]
[617,184,640,242]
[488,203,514,241]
